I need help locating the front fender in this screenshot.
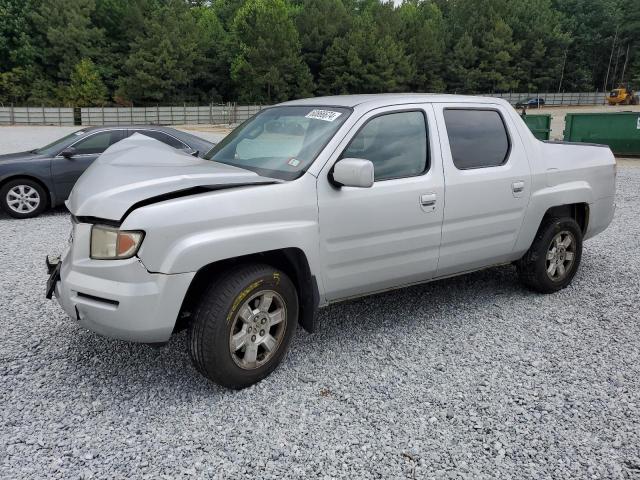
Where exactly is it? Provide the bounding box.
[0,167,57,207]
[146,220,320,275]
[121,175,323,287]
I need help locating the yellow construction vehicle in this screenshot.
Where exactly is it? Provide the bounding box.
[607,84,639,105]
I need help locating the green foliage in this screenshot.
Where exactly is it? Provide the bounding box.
[64,58,107,106]
[318,11,413,94]
[115,0,206,105]
[398,1,446,92]
[30,0,104,81]
[231,0,312,103]
[1,0,640,105]
[294,0,350,83]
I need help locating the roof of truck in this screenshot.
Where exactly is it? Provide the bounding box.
[279,93,508,109]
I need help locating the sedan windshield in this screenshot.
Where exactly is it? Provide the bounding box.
[35,130,86,155]
[203,106,351,180]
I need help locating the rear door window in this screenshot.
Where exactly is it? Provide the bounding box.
[443,109,510,169]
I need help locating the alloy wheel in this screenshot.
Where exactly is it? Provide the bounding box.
[228,290,287,370]
[6,185,41,214]
[546,230,576,282]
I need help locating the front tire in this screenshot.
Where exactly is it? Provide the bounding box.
[0,179,47,218]
[517,217,583,294]
[189,263,298,389]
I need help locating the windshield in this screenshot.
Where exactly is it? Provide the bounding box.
[203,106,351,180]
[35,130,86,155]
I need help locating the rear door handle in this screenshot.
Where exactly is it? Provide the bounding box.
[420,193,437,211]
[512,181,525,193]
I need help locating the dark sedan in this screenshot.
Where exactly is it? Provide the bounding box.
[0,126,215,218]
[515,97,546,109]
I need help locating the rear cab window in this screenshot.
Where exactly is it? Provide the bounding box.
[443,109,510,169]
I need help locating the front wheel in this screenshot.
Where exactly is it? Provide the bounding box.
[517,217,583,294]
[0,179,47,218]
[189,263,298,389]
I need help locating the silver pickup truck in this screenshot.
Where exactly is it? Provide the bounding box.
[47,94,616,389]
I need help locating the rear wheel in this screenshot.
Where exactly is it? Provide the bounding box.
[0,179,47,218]
[517,217,583,293]
[189,263,298,389]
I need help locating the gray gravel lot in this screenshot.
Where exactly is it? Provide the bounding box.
[1,128,640,479]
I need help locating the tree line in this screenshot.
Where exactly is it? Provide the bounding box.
[1,0,639,106]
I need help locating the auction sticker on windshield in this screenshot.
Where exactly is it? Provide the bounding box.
[306,109,342,122]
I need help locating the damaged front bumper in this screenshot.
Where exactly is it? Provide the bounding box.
[46,222,194,343]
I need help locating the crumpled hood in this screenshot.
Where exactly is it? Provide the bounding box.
[67,134,280,221]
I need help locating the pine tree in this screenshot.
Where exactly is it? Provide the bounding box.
[446,33,480,93]
[191,5,233,102]
[477,19,520,92]
[0,0,49,104]
[231,0,313,103]
[64,58,107,106]
[398,1,447,92]
[30,0,104,82]
[317,12,413,95]
[294,0,350,85]
[116,0,206,104]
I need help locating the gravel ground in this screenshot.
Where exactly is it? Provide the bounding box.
[1,131,640,479]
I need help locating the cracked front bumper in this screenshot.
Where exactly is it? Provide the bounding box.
[49,222,195,343]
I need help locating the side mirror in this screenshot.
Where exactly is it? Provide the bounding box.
[60,147,76,158]
[184,148,199,157]
[332,158,374,188]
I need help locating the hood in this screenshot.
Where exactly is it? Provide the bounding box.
[0,151,41,163]
[67,134,280,221]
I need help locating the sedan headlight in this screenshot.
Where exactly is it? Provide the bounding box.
[90,225,144,260]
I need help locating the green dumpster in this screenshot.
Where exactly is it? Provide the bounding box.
[563,112,640,155]
[522,114,551,140]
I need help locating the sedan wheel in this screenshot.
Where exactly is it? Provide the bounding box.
[0,179,47,219]
[6,185,41,215]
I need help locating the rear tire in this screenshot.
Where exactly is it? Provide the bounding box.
[189,263,298,389]
[0,178,48,219]
[517,217,583,294]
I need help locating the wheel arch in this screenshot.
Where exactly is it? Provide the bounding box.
[176,247,319,334]
[541,203,589,234]
[0,174,55,208]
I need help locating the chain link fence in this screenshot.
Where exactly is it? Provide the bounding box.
[0,93,608,126]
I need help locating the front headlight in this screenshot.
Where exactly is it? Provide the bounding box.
[90,225,144,260]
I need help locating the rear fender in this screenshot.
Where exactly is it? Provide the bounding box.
[514,181,593,254]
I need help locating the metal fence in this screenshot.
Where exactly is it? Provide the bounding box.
[489,91,606,106]
[0,106,74,125]
[80,104,265,126]
[0,93,609,126]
